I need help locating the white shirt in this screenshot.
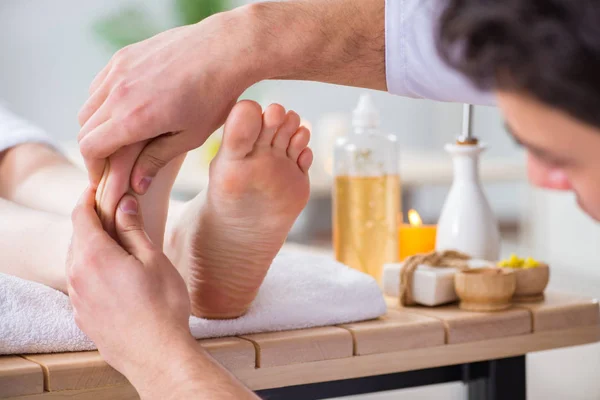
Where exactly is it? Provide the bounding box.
[385,0,495,105]
[0,103,56,153]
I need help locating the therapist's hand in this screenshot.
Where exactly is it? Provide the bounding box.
[67,189,261,399]
[77,9,254,192]
[67,188,193,392]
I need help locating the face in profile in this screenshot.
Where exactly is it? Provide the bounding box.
[497,91,600,222]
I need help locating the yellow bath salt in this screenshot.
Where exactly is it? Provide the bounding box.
[497,254,542,269]
[523,257,540,268]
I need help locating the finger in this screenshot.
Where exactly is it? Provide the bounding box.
[115,194,155,262]
[70,187,115,253]
[89,60,112,95]
[131,132,198,195]
[78,100,112,143]
[83,157,108,190]
[66,188,95,293]
[79,119,116,187]
[79,100,164,162]
[78,79,112,129]
[71,187,102,233]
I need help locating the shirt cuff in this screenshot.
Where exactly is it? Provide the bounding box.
[385,0,495,105]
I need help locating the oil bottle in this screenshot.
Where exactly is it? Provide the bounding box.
[333,94,401,281]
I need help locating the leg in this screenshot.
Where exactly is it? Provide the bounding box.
[166,101,313,318]
[0,197,71,292]
[2,142,185,250]
[0,143,87,216]
[0,142,184,293]
[0,144,79,292]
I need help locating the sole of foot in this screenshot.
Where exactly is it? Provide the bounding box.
[166,100,313,319]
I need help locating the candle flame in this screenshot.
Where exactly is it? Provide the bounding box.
[408,209,422,226]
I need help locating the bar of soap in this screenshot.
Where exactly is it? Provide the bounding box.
[382,259,493,307]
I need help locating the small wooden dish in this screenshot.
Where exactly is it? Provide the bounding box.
[502,264,550,303]
[455,268,516,311]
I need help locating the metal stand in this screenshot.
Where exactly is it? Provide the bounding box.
[464,356,527,400]
[256,355,526,400]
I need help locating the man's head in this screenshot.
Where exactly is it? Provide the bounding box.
[438,0,600,220]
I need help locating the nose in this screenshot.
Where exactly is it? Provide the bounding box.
[527,154,572,191]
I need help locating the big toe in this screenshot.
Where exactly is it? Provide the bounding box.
[221,100,263,159]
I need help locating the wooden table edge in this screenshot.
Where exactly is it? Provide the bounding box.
[8,383,138,399]
[6,325,599,398]
[236,324,600,391]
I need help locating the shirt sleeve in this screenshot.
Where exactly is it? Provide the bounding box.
[385,0,495,106]
[0,102,58,153]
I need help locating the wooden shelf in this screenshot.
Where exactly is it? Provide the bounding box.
[339,309,445,355]
[1,291,598,399]
[0,356,43,397]
[241,327,353,368]
[515,292,600,332]
[400,304,532,344]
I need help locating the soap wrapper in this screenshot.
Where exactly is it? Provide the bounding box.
[382,259,493,307]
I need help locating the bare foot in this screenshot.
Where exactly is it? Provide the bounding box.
[166,100,313,319]
[95,142,185,248]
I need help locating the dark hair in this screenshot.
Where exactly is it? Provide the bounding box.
[437,0,600,128]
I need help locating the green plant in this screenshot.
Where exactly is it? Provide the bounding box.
[174,0,227,26]
[94,0,230,50]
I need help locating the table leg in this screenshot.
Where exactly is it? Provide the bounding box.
[464,355,527,400]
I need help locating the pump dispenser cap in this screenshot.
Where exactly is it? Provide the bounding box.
[352,94,380,129]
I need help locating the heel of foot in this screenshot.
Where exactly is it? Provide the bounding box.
[191,302,251,320]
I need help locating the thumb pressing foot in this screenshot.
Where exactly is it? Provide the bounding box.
[115,194,155,261]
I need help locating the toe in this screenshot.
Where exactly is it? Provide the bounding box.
[256,104,286,148]
[96,142,146,238]
[287,126,311,162]
[272,111,301,151]
[297,147,313,174]
[221,100,263,159]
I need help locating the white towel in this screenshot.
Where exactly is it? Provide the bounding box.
[0,251,386,354]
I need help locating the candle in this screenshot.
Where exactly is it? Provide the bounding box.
[399,210,437,260]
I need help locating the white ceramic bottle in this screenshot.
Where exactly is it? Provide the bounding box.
[435,142,501,261]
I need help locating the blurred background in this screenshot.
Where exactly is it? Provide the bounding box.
[1,1,599,399]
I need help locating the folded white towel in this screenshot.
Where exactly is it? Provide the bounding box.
[0,251,386,354]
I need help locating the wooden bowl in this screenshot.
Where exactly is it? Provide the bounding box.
[502,264,550,302]
[454,268,516,311]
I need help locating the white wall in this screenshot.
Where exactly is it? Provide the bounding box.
[0,0,175,141]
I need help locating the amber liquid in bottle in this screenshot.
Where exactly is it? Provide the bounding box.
[333,175,401,282]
